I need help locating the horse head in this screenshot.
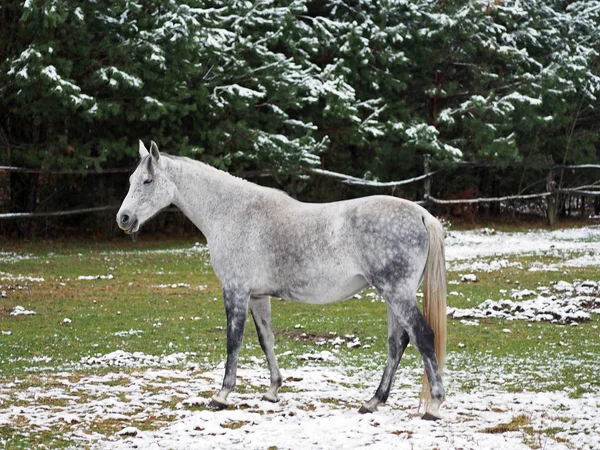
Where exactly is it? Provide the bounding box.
[116,140,177,234]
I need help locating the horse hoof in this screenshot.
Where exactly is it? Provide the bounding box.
[262,393,279,403]
[358,405,375,414]
[421,412,441,421]
[208,398,228,411]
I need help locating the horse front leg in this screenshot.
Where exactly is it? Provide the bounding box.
[209,287,250,410]
[250,295,282,402]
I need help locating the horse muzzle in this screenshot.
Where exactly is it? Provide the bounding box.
[116,210,139,234]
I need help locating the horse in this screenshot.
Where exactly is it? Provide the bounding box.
[117,141,447,420]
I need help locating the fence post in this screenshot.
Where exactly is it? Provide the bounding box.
[546,157,556,227]
[423,153,431,201]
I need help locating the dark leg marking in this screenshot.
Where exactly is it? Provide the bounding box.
[210,287,250,408]
[368,274,445,418]
[359,306,410,414]
[392,300,445,419]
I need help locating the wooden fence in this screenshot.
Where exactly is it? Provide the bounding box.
[1,157,600,229]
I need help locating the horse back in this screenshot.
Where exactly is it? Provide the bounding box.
[219,194,431,302]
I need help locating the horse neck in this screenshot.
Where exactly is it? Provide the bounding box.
[171,158,255,240]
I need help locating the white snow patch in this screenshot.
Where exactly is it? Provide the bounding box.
[460,319,479,327]
[445,226,600,264]
[10,305,37,316]
[448,280,599,324]
[460,273,478,283]
[0,252,37,264]
[77,274,114,280]
[113,329,144,337]
[296,350,338,362]
[153,283,190,289]
[451,259,523,273]
[144,96,163,106]
[1,272,44,283]
[81,350,190,367]
[117,427,140,437]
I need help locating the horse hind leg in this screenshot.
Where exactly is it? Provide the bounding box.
[389,297,445,420]
[250,295,282,402]
[374,281,445,420]
[359,305,409,414]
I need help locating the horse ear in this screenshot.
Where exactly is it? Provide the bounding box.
[150,140,160,162]
[139,140,149,158]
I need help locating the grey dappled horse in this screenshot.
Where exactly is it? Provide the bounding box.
[117,141,447,420]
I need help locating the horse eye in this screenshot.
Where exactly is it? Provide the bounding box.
[143,178,153,185]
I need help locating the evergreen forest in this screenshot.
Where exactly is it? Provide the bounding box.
[1,0,600,234]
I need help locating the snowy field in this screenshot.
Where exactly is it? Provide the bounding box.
[3,363,597,450]
[1,226,600,449]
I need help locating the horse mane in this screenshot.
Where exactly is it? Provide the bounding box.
[167,153,252,185]
[151,152,290,198]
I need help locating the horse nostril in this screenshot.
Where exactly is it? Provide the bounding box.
[120,214,130,225]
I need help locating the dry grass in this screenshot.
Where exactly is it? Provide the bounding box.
[480,414,530,434]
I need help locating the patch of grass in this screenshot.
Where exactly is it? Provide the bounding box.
[521,425,569,449]
[0,419,75,449]
[181,402,211,412]
[318,397,357,408]
[0,242,227,375]
[220,420,250,430]
[0,427,28,449]
[89,416,166,436]
[481,414,530,434]
[391,429,414,437]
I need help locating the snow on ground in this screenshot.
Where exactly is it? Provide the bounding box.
[448,280,600,323]
[445,225,600,267]
[101,242,209,258]
[0,252,36,264]
[77,274,115,280]
[0,271,46,301]
[9,305,37,316]
[81,350,191,367]
[0,362,598,450]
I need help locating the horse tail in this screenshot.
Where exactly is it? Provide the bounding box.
[420,213,447,408]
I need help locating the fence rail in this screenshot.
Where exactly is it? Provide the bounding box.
[1,158,599,223]
[308,168,438,187]
[0,166,131,174]
[0,205,120,219]
[425,192,551,205]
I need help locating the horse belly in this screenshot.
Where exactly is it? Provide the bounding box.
[285,273,369,304]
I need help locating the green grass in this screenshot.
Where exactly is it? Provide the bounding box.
[446,256,600,395]
[1,237,599,380]
[1,234,599,448]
